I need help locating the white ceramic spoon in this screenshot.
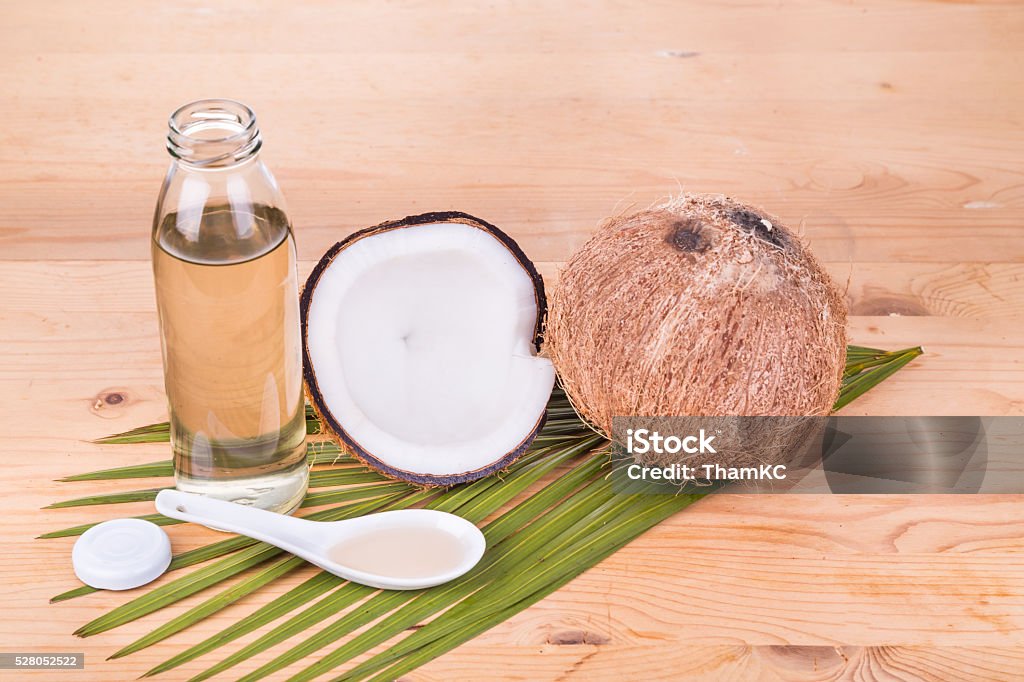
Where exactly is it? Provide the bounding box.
[155,490,486,590]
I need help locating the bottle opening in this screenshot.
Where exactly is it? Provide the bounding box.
[167,99,262,167]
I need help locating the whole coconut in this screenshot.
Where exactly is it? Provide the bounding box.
[544,194,847,435]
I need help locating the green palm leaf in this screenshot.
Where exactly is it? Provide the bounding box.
[44,346,918,681]
[142,571,343,677]
[205,445,606,682]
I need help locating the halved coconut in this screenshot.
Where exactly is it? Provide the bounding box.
[301,212,555,486]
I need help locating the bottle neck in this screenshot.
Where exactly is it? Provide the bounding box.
[166,99,262,169]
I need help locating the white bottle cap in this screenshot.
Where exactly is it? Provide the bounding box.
[72,518,172,590]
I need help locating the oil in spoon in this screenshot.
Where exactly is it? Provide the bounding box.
[327,526,468,580]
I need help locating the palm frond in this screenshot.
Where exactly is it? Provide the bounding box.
[45,345,919,680]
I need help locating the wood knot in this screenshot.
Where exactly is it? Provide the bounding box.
[92,388,131,418]
[850,295,929,317]
[666,218,708,254]
[758,645,858,671]
[546,629,610,646]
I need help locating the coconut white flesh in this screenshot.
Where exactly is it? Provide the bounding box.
[307,222,555,477]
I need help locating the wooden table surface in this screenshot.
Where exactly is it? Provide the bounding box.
[2,1,1023,680]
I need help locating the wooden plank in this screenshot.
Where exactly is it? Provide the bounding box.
[4,52,1024,103]
[0,50,1021,261]
[3,0,1022,54]
[0,262,1021,417]
[3,260,1024,319]
[397,645,1024,681]
[3,182,1020,262]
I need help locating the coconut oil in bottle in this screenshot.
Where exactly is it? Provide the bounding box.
[151,100,308,514]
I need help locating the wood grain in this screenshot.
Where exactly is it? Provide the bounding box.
[1,0,1022,680]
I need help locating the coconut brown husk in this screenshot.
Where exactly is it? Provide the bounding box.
[544,194,848,466]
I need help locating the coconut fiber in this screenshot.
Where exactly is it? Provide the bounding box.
[544,193,848,446]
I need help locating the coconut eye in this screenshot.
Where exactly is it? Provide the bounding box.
[728,208,787,248]
[666,219,708,253]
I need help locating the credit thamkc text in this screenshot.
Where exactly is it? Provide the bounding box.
[625,463,788,482]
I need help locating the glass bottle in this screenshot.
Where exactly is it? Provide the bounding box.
[151,99,308,514]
